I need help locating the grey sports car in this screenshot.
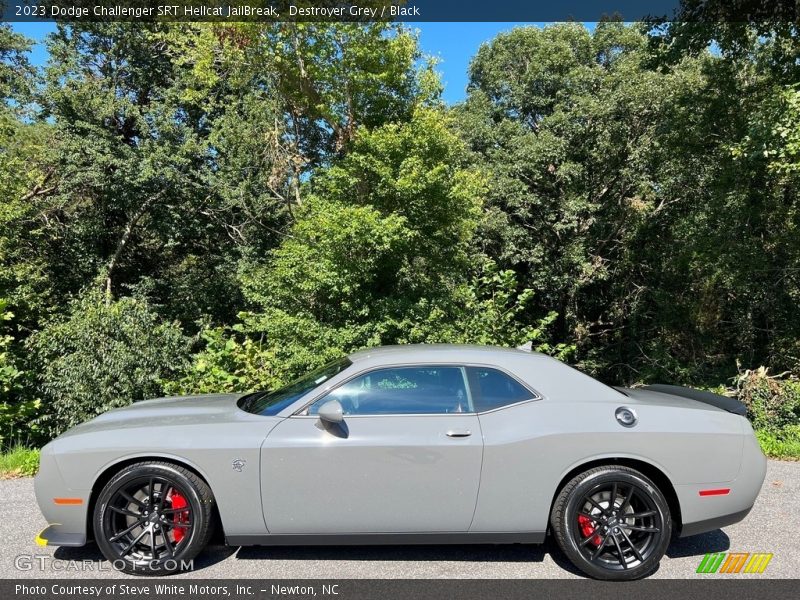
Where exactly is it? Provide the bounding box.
[34,344,766,580]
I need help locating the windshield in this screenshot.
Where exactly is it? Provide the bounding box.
[237,357,353,416]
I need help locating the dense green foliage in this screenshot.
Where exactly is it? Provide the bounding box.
[29,292,188,436]
[732,367,800,432]
[0,20,798,453]
[727,367,800,458]
[756,426,800,459]
[460,21,800,383]
[0,299,37,446]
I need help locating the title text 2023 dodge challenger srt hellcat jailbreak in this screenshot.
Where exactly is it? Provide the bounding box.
[34,344,766,579]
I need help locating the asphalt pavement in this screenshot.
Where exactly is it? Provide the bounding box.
[1,460,796,579]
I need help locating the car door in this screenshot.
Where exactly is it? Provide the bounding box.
[260,365,483,534]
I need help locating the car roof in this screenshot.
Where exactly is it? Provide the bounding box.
[347,344,549,365]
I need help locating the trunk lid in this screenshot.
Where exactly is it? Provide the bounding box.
[616,385,747,416]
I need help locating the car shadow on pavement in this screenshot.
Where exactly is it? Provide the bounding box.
[53,544,103,562]
[53,542,238,573]
[234,538,590,577]
[234,542,548,564]
[232,530,729,579]
[666,529,730,559]
[234,537,593,577]
[50,531,727,577]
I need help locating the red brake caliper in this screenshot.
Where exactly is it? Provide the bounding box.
[166,489,189,543]
[578,514,602,546]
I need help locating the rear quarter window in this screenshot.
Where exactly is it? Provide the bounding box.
[467,367,535,412]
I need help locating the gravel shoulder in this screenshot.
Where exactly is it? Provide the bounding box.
[1,460,796,579]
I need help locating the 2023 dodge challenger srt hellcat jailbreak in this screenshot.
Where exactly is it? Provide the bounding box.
[34,345,766,580]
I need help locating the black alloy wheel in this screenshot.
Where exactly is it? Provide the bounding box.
[551,465,672,580]
[93,461,214,575]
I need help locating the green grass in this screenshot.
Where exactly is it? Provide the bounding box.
[756,425,800,460]
[0,446,40,478]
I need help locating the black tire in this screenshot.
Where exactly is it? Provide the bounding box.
[550,465,672,580]
[93,461,215,575]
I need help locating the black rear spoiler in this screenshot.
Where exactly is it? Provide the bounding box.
[642,384,748,416]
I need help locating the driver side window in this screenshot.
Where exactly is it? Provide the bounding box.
[308,366,471,415]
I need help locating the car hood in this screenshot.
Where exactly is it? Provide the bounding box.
[56,393,249,438]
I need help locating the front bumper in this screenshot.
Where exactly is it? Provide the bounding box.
[34,442,90,547]
[35,524,86,547]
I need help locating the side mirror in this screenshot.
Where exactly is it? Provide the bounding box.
[317,399,344,424]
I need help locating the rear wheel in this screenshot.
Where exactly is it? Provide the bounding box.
[93,461,214,575]
[550,465,672,580]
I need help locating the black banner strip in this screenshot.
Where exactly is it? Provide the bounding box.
[2,1,799,23]
[4,579,800,600]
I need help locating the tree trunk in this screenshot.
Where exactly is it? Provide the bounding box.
[103,192,162,304]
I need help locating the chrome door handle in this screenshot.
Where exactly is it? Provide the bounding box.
[446,429,472,438]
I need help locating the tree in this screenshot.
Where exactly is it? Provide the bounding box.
[636,20,800,381]
[24,22,438,328]
[0,23,53,322]
[649,2,800,86]
[0,22,34,108]
[251,22,433,179]
[39,24,215,309]
[0,25,52,446]
[3,19,798,447]
[231,107,485,380]
[459,21,800,383]
[174,105,570,393]
[458,23,687,375]
[29,291,188,437]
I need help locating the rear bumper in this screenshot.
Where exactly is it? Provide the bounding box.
[676,419,766,537]
[679,506,753,538]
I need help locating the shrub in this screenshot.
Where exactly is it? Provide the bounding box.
[734,366,800,432]
[166,313,362,396]
[401,263,575,360]
[30,291,189,437]
[755,425,800,460]
[18,446,40,476]
[164,326,284,395]
[0,299,40,448]
[172,262,573,397]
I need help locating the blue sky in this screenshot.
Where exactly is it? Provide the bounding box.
[412,22,546,103]
[10,21,555,104]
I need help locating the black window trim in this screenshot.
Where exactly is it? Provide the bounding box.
[292,362,542,417]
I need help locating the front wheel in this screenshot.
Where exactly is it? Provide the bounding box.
[93,461,215,575]
[550,465,672,580]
